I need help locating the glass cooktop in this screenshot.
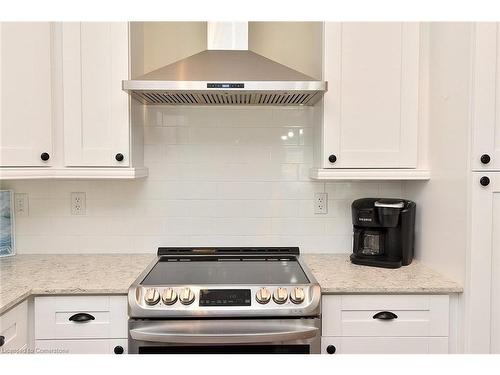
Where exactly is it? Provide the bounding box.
[141,258,310,285]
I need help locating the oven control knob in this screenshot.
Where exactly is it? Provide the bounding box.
[162,288,178,305]
[144,288,160,305]
[273,288,288,304]
[290,287,305,304]
[179,288,195,305]
[256,287,271,304]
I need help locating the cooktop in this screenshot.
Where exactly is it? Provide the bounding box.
[141,258,310,285]
[128,247,321,318]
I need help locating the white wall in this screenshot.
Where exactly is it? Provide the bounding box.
[248,22,323,79]
[138,22,207,76]
[2,106,402,254]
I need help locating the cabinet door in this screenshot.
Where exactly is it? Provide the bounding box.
[469,173,500,353]
[472,23,500,171]
[0,301,28,353]
[323,23,419,168]
[34,295,128,340]
[0,22,53,167]
[62,22,130,167]
[35,339,127,354]
[321,336,448,354]
[322,294,449,337]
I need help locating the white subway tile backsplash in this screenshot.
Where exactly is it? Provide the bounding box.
[80,235,135,253]
[132,235,190,250]
[144,126,190,145]
[325,182,381,199]
[216,182,274,200]
[4,107,402,254]
[270,182,324,200]
[28,199,70,217]
[214,218,272,236]
[271,218,327,236]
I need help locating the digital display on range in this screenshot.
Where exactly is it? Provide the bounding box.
[199,289,251,306]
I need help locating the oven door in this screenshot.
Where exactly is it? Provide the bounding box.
[128,318,321,354]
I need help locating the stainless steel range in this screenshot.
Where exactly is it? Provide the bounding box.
[128,247,321,354]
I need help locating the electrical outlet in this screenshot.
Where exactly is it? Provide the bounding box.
[14,193,29,217]
[314,192,328,214]
[71,192,86,215]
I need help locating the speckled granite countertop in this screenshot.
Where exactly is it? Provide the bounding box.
[303,254,462,294]
[0,254,462,315]
[0,254,155,314]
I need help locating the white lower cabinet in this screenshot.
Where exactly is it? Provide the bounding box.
[0,301,28,353]
[321,294,450,354]
[469,172,500,352]
[34,295,128,354]
[321,337,448,354]
[35,339,127,354]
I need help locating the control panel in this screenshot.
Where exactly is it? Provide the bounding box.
[199,289,251,306]
[140,286,308,308]
[207,83,244,89]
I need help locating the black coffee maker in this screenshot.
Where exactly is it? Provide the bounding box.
[350,198,416,269]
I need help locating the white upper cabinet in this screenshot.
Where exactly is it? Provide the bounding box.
[0,22,53,167]
[321,22,420,169]
[62,22,130,167]
[472,23,500,171]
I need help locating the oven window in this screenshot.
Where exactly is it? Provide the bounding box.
[138,345,310,354]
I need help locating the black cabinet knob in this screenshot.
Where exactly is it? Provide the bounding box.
[328,154,337,163]
[0,335,5,347]
[480,176,491,187]
[481,154,491,165]
[115,153,124,162]
[114,345,124,354]
[40,152,50,161]
[326,345,336,354]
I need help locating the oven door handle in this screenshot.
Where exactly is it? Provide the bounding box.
[130,321,319,344]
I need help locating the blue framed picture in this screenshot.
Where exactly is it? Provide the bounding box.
[0,190,15,257]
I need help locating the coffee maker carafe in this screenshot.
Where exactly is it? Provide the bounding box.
[350,198,416,269]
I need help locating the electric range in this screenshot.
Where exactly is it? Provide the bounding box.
[128,247,321,354]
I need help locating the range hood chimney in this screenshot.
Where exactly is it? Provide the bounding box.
[123,22,327,106]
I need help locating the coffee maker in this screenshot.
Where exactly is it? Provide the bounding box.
[350,198,416,269]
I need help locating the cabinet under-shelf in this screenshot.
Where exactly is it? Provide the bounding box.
[0,167,148,180]
[309,168,431,181]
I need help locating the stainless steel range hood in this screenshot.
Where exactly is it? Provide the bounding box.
[123,22,327,106]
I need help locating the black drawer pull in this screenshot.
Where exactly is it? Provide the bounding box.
[0,335,5,347]
[69,313,95,323]
[373,311,398,320]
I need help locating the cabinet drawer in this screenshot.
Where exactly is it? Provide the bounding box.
[0,301,28,353]
[35,295,127,340]
[35,338,127,354]
[321,336,449,354]
[322,295,449,337]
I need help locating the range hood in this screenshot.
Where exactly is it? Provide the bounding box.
[123,22,327,106]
